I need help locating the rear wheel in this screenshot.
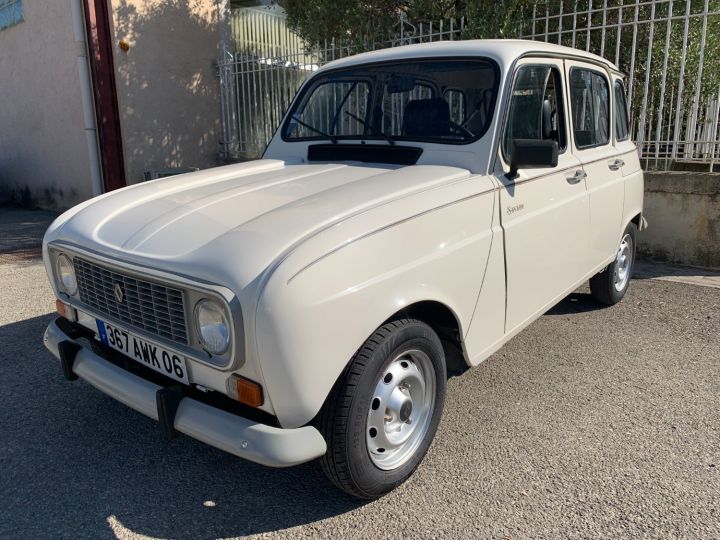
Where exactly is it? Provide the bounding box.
[318,319,446,499]
[590,222,637,305]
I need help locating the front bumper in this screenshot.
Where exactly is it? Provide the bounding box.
[43,319,327,467]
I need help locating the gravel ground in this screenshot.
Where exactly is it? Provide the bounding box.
[0,210,718,539]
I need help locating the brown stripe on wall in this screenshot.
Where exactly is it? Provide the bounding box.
[83,0,125,192]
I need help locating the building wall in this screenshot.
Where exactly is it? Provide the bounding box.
[0,1,94,209]
[109,0,224,184]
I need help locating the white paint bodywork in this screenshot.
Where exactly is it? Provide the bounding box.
[43,40,644,443]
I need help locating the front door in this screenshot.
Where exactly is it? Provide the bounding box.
[498,59,591,332]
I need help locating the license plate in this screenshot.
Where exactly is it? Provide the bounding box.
[96,320,189,384]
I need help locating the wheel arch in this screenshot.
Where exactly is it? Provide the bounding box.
[385,300,470,376]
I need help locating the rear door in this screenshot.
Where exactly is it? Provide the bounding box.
[564,61,625,268]
[498,59,590,332]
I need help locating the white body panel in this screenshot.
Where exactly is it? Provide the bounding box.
[42,40,645,457]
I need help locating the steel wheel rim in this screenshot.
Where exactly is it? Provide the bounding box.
[614,233,633,292]
[366,349,436,470]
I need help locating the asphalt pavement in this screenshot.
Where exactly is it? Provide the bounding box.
[0,208,718,539]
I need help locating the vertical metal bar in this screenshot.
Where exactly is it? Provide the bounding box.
[614,0,623,67]
[586,0,592,51]
[711,87,720,172]
[600,0,607,56]
[237,54,247,157]
[654,0,672,161]
[688,0,709,160]
[218,60,228,159]
[665,84,675,171]
[637,0,656,152]
[532,3,537,37]
[545,3,550,42]
[572,0,578,48]
[627,0,640,117]
[671,0,692,161]
[558,1,564,44]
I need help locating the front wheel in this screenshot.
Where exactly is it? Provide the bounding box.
[590,222,637,305]
[318,319,446,499]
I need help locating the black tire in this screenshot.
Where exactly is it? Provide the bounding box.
[590,222,637,305]
[318,319,447,499]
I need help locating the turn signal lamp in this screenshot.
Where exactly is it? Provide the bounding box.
[227,375,264,407]
[55,299,77,322]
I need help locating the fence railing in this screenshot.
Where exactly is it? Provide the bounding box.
[219,2,720,171]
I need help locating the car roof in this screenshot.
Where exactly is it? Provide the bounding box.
[320,39,621,74]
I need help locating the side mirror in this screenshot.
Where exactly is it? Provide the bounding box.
[507,139,559,179]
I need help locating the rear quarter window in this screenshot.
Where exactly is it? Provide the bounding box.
[614,80,631,142]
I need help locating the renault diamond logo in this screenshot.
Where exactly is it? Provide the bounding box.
[113,282,125,304]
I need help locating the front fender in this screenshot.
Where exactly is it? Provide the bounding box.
[255,187,495,428]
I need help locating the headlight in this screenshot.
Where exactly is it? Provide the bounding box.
[56,254,78,295]
[194,299,231,355]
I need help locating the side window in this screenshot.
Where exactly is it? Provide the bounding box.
[569,68,610,149]
[614,80,630,142]
[503,65,567,160]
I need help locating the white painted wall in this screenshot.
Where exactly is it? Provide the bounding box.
[109,0,224,184]
[0,1,95,209]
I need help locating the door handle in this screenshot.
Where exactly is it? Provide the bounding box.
[566,170,586,184]
[608,159,625,171]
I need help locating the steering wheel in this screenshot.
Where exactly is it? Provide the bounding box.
[449,121,474,138]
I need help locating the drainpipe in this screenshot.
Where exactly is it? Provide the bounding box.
[71,0,104,197]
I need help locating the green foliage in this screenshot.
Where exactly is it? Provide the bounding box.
[279,0,408,47]
[460,1,535,39]
[279,0,537,47]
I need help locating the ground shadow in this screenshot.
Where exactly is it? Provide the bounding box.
[0,313,365,539]
[0,208,57,253]
[545,291,606,315]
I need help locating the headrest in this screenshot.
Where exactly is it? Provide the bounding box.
[402,98,450,137]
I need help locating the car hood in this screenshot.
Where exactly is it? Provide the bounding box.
[48,159,471,288]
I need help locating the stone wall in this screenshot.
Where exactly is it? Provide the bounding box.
[639,172,720,268]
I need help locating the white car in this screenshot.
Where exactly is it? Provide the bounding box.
[43,40,645,498]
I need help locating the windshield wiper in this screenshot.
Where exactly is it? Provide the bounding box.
[344,111,395,145]
[292,116,337,143]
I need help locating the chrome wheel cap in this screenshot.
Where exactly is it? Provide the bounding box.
[366,349,436,470]
[614,233,633,292]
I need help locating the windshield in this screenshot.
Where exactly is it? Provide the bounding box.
[282,58,500,145]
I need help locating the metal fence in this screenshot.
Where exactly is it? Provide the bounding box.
[219,2,720,171]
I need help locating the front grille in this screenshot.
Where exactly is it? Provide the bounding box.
[74,258,189,345]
